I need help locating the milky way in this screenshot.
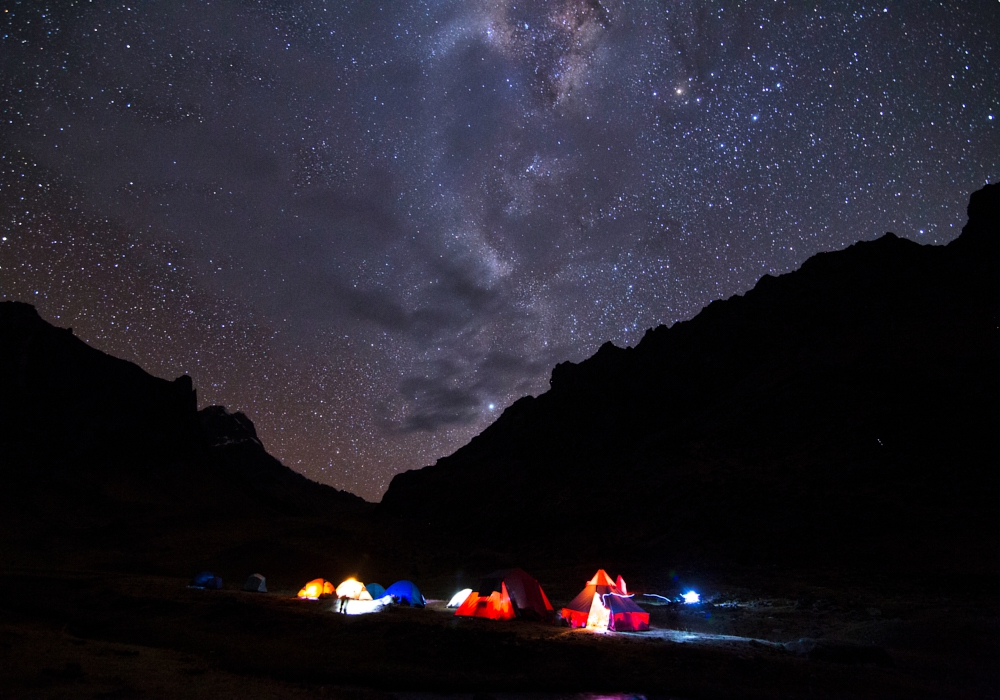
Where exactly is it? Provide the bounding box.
[2,1,997,500]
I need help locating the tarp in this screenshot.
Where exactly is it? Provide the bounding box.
[385,580,425,607]
[455,568,553,621]
[189,571,222,590]
[298,578,334,599]
[242,573,267,592]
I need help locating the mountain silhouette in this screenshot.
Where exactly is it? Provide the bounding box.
[1,185,996,586]
[381,183,999,579]
[0,303,368,572]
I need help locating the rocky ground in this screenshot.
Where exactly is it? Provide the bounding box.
[2,563,997,699]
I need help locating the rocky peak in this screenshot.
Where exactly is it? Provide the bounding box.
[198,405,264,449]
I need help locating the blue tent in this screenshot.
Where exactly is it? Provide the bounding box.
[385,580,425,607]
[365,582,386,599]
[190,571,223,589]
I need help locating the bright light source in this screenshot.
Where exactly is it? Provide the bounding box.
[682,591,700,604]
[448,588,473,608]
[335,577,371,600]
[339,595,391,615]
[297,578,334,599]
[585,593,611,631]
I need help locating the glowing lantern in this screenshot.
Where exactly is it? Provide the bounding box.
[297,578,334,600]
[682,590,700,604]
[447,588,473,608]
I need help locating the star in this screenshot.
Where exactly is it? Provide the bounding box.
[1,1,997,501]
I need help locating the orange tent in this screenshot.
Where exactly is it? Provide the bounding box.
[297,578,334,600]
[455,568,553,621]
[560,569,649,632]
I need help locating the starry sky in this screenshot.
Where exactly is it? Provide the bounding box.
[2,1,997,501]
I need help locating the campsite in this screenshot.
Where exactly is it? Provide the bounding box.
[4,0,1000,695]
[2,473,999,699]
[3,560,999,698]
[1,182,998,697]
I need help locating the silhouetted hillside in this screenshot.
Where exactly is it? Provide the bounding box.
[0,302,369,565]
[382,183,1000,580]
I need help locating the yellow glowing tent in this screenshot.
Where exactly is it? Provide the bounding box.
[335,577,373,600]
[297,578,335,600]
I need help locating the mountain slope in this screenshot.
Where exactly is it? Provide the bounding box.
[381,183,999,578]
[0,302,369,569]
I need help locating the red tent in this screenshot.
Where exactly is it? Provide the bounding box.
[605,592,650,632]
[560,569,649,632]
[455,568,554,621]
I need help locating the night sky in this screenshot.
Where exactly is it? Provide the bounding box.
[2,1,997,501]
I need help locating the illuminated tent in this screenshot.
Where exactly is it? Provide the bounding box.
[385,580,425,607]
[297,578,335,599]
[365,583,386,599]
[455,568,554,621]
[447,588,473,608]
[189,571,222,590]
[561,569,618,627]
[336,578,373,600]
[560,570,649,632]
[242,573,267,592]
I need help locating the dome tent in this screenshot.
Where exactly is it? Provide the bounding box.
[455,568,554,621]
[334,579,392,615]
[385,580,425,607]
[189,571,222,590]
[335,578,373,600]
[365,583,386,599]
[242,573,267,592]
[297,578,334,599]
[560,569,649,632]
[448,588,473,608]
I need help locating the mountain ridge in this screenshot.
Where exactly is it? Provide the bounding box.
[1,183,995,584]
[379,182,999,578]
[0,300,369,528]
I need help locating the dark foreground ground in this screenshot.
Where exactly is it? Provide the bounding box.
[2,561,998,700]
